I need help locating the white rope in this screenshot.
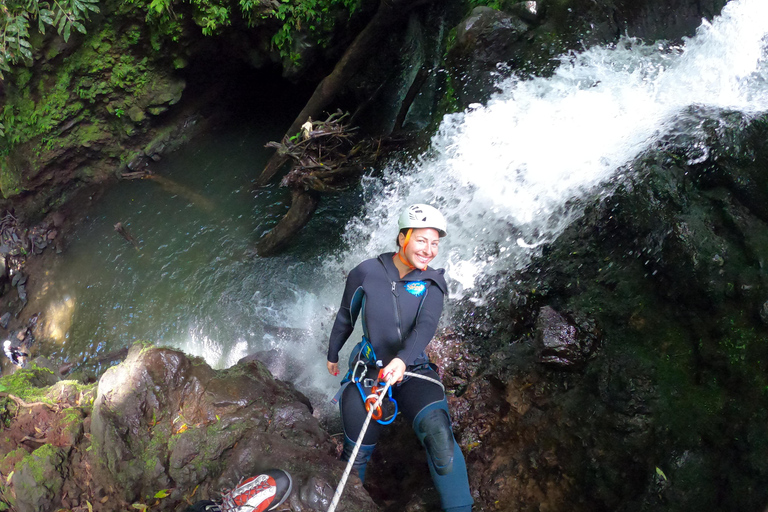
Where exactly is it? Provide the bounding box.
[327,377,393,512]
[403,371,445,391]
[326,370,444,511]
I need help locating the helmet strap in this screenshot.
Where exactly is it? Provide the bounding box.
[398,228,427,271]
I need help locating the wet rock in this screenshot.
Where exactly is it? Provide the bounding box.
[445,108,768,511]
[89,344,377,511]
[534,306,592,367]
[127,105,146,123]
[446,7,529,108]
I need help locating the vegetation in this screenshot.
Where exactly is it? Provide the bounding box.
[0,0,100,78]
[1,0,364,83]
[134,0,364,61]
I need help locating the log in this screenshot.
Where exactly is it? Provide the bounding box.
[256,190,320,256]
[114,222,140,249]
[256,0,434,186]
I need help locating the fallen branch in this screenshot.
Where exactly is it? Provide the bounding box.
[114,222,140,250]
[256,190,320,256]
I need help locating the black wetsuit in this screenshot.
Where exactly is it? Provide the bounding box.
[328,253,473,512]
[327,252,447,367]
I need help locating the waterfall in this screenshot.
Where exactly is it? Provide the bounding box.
[281,0,768,414]
[340,0,768,297]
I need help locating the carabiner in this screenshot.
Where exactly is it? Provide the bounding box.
[365,394,383,420]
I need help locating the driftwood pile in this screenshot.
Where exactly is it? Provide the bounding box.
[257,111,371,256]
[268,111,363,193]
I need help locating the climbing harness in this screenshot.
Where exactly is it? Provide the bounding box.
[327,357,446,511]
[327,372,394,512]
[332,339,399,424]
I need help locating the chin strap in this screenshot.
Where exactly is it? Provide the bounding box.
[397,228,427,271]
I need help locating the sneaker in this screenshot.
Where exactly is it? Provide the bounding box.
[221,469,293,512]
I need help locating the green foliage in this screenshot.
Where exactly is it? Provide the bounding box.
[0,0,100,78]
[132,0,361,62]
[264,0,361,61]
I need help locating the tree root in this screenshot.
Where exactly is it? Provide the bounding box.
[0,392,61,411]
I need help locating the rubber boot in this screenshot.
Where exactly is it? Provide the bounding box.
[413,400,473,512]
[341,434,376,483]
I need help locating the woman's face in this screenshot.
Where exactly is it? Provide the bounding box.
[400,228,440,269]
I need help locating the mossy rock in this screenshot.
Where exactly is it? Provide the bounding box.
[10,444,66,512]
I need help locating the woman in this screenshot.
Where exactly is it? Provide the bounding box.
[326,204,473,512]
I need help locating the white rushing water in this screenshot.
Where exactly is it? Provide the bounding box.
[275,0,768,414]
[338,0,768,297]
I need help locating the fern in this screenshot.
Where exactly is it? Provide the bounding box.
[0,0,100,79]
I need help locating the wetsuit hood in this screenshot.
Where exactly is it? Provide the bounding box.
[378,252,448,295]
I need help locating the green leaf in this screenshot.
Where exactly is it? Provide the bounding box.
[154,489,169,498]
[655,467,668,481]
[73,20,86,33]
[63,21,71,41]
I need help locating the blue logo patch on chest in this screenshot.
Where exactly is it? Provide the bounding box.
[404,281,427,297]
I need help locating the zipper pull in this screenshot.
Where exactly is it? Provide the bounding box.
[391,282,396,293]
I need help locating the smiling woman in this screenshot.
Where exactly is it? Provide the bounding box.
[394,204,447,274]
[325,203,474,512]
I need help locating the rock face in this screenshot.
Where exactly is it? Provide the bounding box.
[0,345,378,512]
[447,6,532,109]
[440,109,768,511]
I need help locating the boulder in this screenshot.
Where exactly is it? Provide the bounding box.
[89,343,378,511]
[446,7,530,108]
[0,346,377,511]
[534,306,593,367]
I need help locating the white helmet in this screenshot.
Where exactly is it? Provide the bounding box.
[398,204,447,237]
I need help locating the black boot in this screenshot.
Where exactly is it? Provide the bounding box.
[342,434,376,483]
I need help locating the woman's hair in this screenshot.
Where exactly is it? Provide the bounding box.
[395,228,409,249]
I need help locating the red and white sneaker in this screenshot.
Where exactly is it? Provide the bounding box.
[220,469,293,512]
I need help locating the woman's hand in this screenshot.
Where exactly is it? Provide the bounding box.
[327,361,339,377]
[382,357,406,384]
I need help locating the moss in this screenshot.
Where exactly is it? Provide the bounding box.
[14,444,65,493]
[0,156,24,198]
[0,8,167,175]
[0,363,58,403]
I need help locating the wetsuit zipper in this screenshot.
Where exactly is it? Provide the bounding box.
[391,281,403,343]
